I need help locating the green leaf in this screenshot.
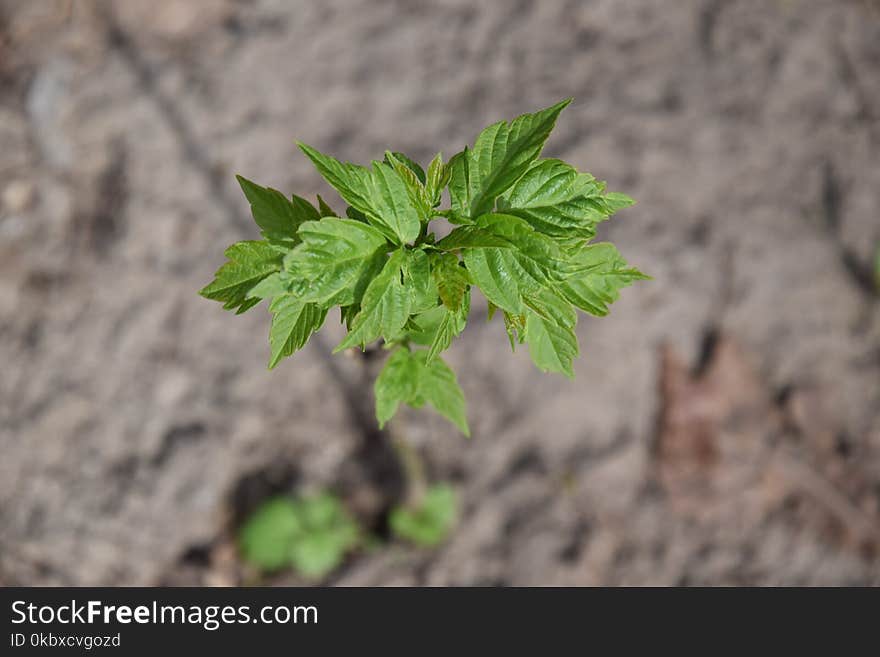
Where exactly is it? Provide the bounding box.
[456,214,564,315]
[558,243,649,316]
[523,286,579,377]
[297,143,374,218]
[449,99,571,218]
[424,153,449,208]
[497,159,609,238]
[316,194,337,217]
[268,295,327,369]
[285,217,388,307]
[427,311,460,361]
[374,349,469,435]
[474,213,566,280]
[601,191,636,214]
[298,144,424,244]
[340,303,359,330]
[524,310,579,378]
[238,498,303,571]
[239,494,359,578]
[386,151,432,222]
[374,348,421,425]
[287,493,360,579]
[431,252,470,311]
[236,175,319,244]
[502,311,525,350]
[398,305,444,346]
[334,250,412,351]
[411,351,470,435]
[464,247,539,315]
[458,212,578,315]
[435,225,513,250]
[246,271,290,300]
[346,205,368,222]
[390,485,457,547]
[446,148,470,216]
[367,160,423,244]
[433,208,471,226]
[384,151,425,183]
[404,248,439,313]
[426,293,469,363]
[200,240,283,313]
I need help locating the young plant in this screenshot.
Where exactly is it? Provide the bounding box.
[201,99,648,436]
[390,484,457,547]
[238,493,360,579]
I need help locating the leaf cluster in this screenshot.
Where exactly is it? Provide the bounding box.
[238,494,360,579]
[201,99,648,435]
[239,489,458,578]
[389,485,457,547]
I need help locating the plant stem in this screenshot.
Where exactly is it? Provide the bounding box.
[355,346,426,509]
[387,415,427,508]
[414,220,429,247]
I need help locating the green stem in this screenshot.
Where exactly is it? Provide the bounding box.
[413,220,429,247]
[387,415,426,508]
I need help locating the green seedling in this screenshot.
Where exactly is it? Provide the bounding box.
[238,493,359,579]
[201,99,648,436]
[390,484,457,547]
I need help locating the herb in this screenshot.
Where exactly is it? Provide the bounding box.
[201,99,648,435]
[238,494,359,579]
[390,485,457,547]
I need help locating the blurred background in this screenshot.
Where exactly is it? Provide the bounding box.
[1,0,878,586]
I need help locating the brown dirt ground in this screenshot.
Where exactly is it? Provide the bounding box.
[0,0,878,586]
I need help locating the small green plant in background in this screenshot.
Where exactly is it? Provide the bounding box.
[238,488,457,578]
[200,98,647,436]
[239,494,360,579]
[390,485,457,547]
